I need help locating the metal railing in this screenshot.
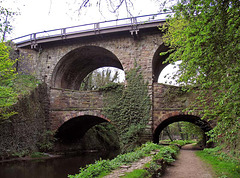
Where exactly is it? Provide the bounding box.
[12,12,172,45]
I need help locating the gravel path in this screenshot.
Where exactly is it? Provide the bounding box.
[162,145,215,178]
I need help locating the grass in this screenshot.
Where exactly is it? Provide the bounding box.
[196,147,240,178]
[121,169,151,178]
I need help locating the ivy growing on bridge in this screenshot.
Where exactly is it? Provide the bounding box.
[101,64,151,153]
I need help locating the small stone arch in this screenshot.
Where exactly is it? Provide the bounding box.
[153,112,212,143]
[54,111,111,141]
[51,45,124,90]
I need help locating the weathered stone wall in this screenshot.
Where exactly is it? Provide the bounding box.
[0,84,49,158]
[18,32,163,86]
[152,83,195,130]
[49,88,106,131]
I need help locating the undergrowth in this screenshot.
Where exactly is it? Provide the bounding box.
[196,146,240,178]
[13,74,40,95]
[68,142,179,178]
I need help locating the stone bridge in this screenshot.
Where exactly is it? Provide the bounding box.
[13,13,212,143]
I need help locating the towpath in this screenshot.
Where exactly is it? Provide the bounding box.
[162,144,215,178]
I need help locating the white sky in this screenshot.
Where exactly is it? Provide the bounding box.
[2,0,178,85]
[2,0,168,39]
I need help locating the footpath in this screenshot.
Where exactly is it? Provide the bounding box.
[104,144,215,178]
[162,144,214,178]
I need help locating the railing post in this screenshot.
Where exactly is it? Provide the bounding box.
[30,33,38,49]
[94,23,100,34]
[130,17,139,38]
[61,28,66,39]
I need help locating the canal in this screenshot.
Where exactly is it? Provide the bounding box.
[0,151,119,178]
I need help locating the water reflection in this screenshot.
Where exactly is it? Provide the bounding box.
[0,151,119,178]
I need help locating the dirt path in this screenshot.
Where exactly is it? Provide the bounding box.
[162,144,215,178]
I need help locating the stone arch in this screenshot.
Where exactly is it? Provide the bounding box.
[51,45,123,90]
[55,111,111,141]
[152,44,170,83]
[153,112,212,143]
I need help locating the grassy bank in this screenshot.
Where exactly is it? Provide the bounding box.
[68,142,179,178]
[196,147,240,178]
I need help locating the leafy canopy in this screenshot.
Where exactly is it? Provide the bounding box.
[0,42,17,120]
[161,0,240,149]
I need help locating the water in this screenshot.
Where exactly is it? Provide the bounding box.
[0,151,119,178]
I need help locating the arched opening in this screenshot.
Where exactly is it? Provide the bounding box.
[79,66,125,91]
[152,44,170,83]
[55,115,120,152]
[51,46,124,90]
[153,115,212,146]
[55,115,108,141]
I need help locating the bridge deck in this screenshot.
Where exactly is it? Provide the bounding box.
[12,13,171,48]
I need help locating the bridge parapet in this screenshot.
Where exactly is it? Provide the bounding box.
[12,13,172,48]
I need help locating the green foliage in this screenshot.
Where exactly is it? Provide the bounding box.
[169,139,196,146]
[37,130,56,152]
[30,152,46,158]
[85,122,121,150]
[103,65,151,152]
[160,0,240,150]
[121,169,151,178]
[196,147,240,178]
[80,68,122,91]
[12,74,40,95]
[0,42,17,120]
[68,142,162,178]
[161,121,204,142]
[152,145,178,164]
[12,150,29,158]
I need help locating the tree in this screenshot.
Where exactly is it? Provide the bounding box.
[0,42,17,120]
[80,67,121,90]
[0,6,16,42]
[161,0,240,150]
[77,0,176,17]
[0,6,18,120]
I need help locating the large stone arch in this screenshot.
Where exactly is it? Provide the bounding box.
[153,112,212,143]
[152,43,170,83]
[51,45,123,90]
[54,111,111,141]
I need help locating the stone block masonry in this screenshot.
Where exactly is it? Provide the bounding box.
[0,84,50,158]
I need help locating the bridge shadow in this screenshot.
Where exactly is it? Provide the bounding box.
[54,115,120,152]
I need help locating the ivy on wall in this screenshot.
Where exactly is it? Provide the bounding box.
[101,65,151,153]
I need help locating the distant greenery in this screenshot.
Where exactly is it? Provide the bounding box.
[68,142,179,178]
[161,121,204,143]
[80,68,122,91]
[196,147,240,178]
[169,140,196,146]
[161,0,240,152]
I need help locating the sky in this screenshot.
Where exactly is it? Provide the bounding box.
[2,0,179,84]
[3,0,169,39]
